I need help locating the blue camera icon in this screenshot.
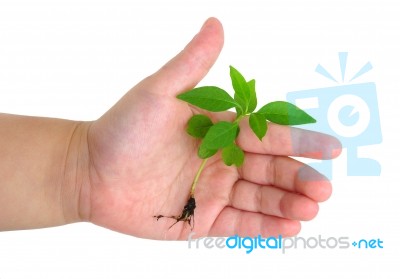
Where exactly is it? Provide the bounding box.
[286,53,382,177]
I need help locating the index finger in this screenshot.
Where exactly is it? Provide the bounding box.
[236,121,342,159]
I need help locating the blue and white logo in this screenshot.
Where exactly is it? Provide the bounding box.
[287,52,382,177]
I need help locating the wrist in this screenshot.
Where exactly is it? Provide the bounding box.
[61,121,92,224]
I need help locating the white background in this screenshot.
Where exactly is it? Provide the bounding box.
[0,0,399,278]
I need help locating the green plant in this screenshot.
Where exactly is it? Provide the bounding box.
[154,66,316,229]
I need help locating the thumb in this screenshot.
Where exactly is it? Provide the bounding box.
[139,17,224,96]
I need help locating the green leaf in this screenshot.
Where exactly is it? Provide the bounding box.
[249,113,267,141]
[177,86,238,112]
[230,66,250,114]
[202,121,238,150]
[258,101,316,125]
[186,114,213,138]
[222,143,245,167]
[247,79,257,113]
[198,142,218,159]
[235,126,240,139]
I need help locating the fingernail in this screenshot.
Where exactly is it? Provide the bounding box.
[200,18,213,32]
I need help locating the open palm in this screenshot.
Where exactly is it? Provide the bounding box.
[83,18,341,240]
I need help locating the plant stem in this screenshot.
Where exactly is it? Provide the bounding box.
[189,114,248,197]
[190,158,208,196]
[234,113,249,124]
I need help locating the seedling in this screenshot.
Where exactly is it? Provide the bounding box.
[154,66,316,229]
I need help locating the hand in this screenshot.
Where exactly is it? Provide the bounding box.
[82,18,341,240]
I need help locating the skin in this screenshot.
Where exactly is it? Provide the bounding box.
[0,18,341,240]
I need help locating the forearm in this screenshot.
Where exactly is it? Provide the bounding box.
[0,113,90,230]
